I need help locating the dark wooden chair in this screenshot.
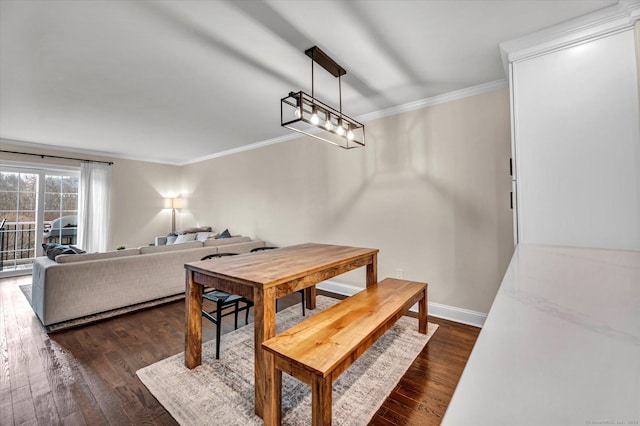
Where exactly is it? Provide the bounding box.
[200,253,254,359]
[250,247,305,316]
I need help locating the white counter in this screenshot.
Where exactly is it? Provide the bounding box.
[442,244,640,426]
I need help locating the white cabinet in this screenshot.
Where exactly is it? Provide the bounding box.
[504,3,640,250]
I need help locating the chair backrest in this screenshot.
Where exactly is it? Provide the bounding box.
[201,252,238,261]
[250,246,279,252]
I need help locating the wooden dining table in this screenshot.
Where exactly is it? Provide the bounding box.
[183,243,379,418]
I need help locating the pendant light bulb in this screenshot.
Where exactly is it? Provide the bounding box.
[325,120,333,131]
[310,108,319,125]
[295,107,302,119]
[347,129,355,140]
[336,121,345,136]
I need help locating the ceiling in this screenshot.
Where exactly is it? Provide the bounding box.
[0,0,617,165]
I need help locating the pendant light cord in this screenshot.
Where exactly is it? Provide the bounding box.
[311,51,315,100]
[339,75,342,115]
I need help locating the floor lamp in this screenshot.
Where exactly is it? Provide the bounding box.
[164,197,183,233]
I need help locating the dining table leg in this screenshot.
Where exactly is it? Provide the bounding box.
[305,285,316,310]
[254,286,277,418]
[185,270,203,369]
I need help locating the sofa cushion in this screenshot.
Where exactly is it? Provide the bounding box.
[140,241,203,254]
[203,236,250,247]
[42,243,85,260]
[56,248,140,264]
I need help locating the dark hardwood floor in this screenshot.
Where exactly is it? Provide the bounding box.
[0,275,480,425]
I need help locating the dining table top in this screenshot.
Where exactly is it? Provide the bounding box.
[184,242,379,288]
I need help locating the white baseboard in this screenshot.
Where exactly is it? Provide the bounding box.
[426,301,487,328]
[317,280,486,328]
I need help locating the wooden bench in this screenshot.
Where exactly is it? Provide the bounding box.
[261,278,428,426]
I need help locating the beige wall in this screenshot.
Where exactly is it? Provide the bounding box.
[183,88,514,313]
[0,141,182,251]
[109,158,182,249]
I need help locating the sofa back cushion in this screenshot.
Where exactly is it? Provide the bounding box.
[181,226,212,233]
[140,241,203,254]
[56,248,140,263]
[203,236,250,247]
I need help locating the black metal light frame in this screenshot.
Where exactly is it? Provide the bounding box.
[281,46,365,149]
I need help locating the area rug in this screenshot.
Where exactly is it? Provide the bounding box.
[137,295,438,426]
[19,283,183,333]
[19,283,31,304]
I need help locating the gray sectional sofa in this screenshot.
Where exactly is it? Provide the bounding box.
[31,236,265,329]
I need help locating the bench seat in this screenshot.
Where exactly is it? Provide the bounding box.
[262,277,428,426]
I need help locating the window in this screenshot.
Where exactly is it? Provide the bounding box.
[43,174,80,245]
[0,163,79,275]
[0,171,38,271]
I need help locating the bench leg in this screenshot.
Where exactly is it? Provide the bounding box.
[311,376,332,426]
[264,352,282,426]
[418,287,428,334]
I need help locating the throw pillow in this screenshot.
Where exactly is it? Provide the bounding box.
[196,231,217,242]
[216,228,231,239]
[42,243,86,261]
[174,233,197,244]
[166,235,178,245]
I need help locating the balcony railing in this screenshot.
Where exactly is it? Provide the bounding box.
[0,220,79,272]
[0,221,37,271]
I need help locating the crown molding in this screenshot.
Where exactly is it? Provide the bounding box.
[181,132,300,165]
[3,79,509,167]
[500,0,640,73]
[185,79,508,165]
[357,80,507,124]
[0,137,178,166]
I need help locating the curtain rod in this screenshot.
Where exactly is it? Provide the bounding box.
[0,150,114,165]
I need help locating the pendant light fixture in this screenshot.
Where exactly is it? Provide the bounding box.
[281,46,365,149]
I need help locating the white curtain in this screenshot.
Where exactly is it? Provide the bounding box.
[77,162,112,252]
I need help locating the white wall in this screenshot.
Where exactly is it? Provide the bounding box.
[183,88,514,314]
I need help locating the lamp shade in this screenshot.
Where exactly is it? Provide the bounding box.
[164,197,184,209]
[172,198,184,209]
